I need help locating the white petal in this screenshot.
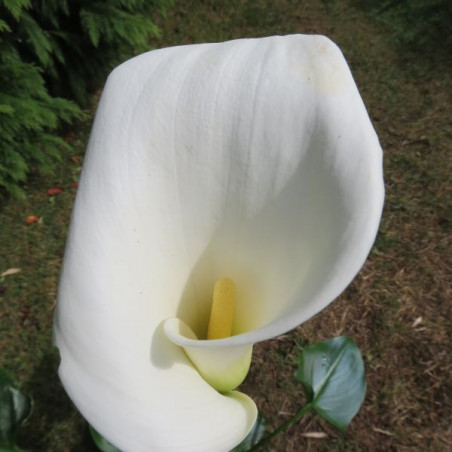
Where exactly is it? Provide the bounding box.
[55,34,383,451]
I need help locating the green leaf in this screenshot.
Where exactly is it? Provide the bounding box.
[89,425,121,452]
[295,336,366,431]
[231,413,266,452]
[3,0,31,21]
[0,20,12,33]
[0,369,32,449]
[20,13,53,67]
[0,104,14,115]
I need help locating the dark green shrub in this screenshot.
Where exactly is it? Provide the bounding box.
[21,0,171,104]
[0,0,172,198]
[0,9,81,198]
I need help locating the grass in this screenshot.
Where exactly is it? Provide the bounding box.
[1,0,451,450]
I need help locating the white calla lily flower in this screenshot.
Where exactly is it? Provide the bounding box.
[55,35,384,452]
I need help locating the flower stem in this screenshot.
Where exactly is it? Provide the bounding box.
[248,403,313,451]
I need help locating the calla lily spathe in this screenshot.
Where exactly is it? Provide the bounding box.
[55,35,384,451]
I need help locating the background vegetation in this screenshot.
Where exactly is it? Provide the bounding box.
[0,0,170,198]
[1,0,450,450]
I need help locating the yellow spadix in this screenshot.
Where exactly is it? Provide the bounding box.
[207,278,235,340]
[164,278,253,393]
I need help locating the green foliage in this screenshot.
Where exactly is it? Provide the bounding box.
[19,0,171,104]
[0,368,32,451]
[295,336,366,431]
[0,0,172,197]
[0,40,80,198]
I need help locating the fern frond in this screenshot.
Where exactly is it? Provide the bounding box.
[3,0,32,21]
[0,19,11,33]
[20,12,53,67]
